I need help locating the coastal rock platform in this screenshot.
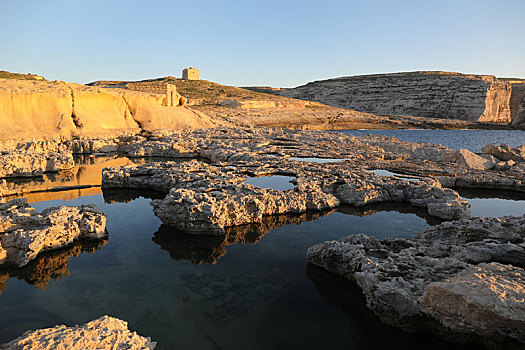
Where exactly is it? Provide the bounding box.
[307,215,525,348]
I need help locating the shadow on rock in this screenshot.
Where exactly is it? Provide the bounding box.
[305,264,482,350]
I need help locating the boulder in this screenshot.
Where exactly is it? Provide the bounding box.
[442,148,495,170]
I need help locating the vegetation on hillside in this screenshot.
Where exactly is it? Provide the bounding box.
[89,76,300,105]
[0,70,45,80]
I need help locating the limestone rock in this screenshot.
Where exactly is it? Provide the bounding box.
[0,151,74,178]
[419,263,525,341]
[151,184,339,235]
[1,315,156,349]
[307,215,525,347]
[0,198,107,267]
[0,78,218,142]
[482,143,525,162]
[281,71,512,123]
[442,148,495,170]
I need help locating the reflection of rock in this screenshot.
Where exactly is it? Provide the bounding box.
[337,203,442,226]
[1,315,157,349]
[102,188,166,204]
[307,215,525,348]
[153,211,330,264]
[0,239,106,294]
[0,198,107,267]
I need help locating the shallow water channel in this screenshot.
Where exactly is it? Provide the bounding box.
[1,136,523,349]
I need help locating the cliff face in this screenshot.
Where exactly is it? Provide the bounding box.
[0,79,218,141]
[281,72,512,123]
[509,83,525,125]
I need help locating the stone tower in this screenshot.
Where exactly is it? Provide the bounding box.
[182,67,199,80]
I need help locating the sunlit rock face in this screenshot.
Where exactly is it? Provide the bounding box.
[307,215,525,348]
[0,78,217,142]
[1,315,157,350]
[0,198,107,267]
[281,71,512,123]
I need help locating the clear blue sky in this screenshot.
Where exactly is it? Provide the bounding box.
[1,0,524,87]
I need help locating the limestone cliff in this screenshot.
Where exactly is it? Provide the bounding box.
[0,78,218,141]
[509,82,525,125]
[281,71,512,123]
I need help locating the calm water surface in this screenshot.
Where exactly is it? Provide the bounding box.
[0,192,480,350]
[337,129,525,152]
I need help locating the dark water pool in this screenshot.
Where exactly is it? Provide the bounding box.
[0,192,482,350]
[336,129,525,152]
[244,175,296,191]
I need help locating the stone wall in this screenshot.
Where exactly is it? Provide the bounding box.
[281,72,512,123]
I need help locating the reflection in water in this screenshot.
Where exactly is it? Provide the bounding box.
[244,175,296,191]
[0,239,106,294]
[367,169,421,182]
[153,211,330,265]
[102,188,166,204]
[457,188,525,218]
[153,203,440,266]
[3,155,137,203]
[306,265,481,350]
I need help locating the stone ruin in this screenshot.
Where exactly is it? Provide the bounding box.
[126,82,187,106]
[182,67,199,80]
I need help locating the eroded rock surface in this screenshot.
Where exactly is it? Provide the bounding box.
[0,198,107,267]
[280,71,512,123]
[307,215,525,347]
[1,315,156,350]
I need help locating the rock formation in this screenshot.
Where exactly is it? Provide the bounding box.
[0,198,107,267]
[0,78,218,141]
[1,315,156,349]
[281,71,512,123]
[307,215,525,348]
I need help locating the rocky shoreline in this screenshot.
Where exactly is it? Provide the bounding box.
[307,216,525,348]
[1,126,524,348]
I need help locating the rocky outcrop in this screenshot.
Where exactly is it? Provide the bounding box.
[281,71,512,123]
[1,315,156,349]
[307,215,525,348]
[102,132,470,234]
[0,198,106,267]
[0,151,74,178]
[0,78,218,141]
[482,143,525,162]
